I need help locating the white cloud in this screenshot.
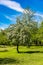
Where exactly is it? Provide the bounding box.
[0,22,8,30]
[5,16,14,21]
[0,0,24,13]
[34,13,43,18]
[4,15,16,23]
[4,14,21,22]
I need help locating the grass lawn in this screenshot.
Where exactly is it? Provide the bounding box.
[0,46,43,65]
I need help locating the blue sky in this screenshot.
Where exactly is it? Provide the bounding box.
[0,0,43,29]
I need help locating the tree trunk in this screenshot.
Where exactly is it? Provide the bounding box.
[17,43,19,53]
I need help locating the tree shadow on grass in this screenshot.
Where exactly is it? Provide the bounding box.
[0,58,19,64]
[0,50,8,52]
[18,51,43,54]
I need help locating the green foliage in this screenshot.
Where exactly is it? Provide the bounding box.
[0,8,43,46]
[0,31,9,45]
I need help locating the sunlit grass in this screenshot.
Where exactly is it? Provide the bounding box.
[0,46,43,65]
